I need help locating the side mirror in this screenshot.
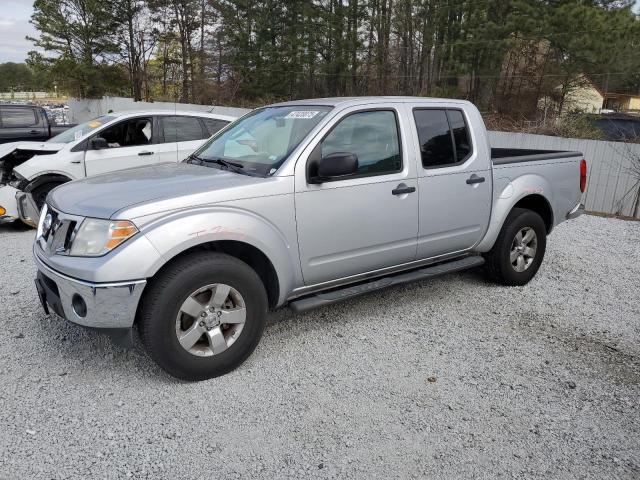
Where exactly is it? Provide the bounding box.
[90,137,109,150]
[311,152,358,183]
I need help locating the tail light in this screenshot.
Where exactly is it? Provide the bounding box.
[580,159,587,193]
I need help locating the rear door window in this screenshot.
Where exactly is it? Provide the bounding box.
[161,116,206,143]
[1,107,39,128]
[202,118,229,136]
[413,109,472,168]
[447,110,472,162]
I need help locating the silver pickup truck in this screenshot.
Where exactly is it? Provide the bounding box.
[32,97,587,380]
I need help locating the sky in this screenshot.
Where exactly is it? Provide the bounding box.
[1,0,639,64]
[0,0,40,63]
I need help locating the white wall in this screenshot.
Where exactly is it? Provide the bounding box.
[489,131,640,218]
[68,96,250,123]
[0,91,51,100]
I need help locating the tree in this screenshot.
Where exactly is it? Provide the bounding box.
[28,0,125,97]
[0,63,37,92]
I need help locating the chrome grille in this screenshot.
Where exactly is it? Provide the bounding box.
[37,205,81,256]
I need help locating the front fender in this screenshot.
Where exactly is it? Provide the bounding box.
[15,153,82,182]
[140,205,298,306]
[475,174,553,253]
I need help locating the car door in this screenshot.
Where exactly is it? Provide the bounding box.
[84,116,157,176]
[294,105,419,286]
[202,118,230,137]
[0,106,47,143]
[159,115,209,162]
[152,115,179,164]
[410,105,492,259]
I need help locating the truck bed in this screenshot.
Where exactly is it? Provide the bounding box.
[491,148,582,165]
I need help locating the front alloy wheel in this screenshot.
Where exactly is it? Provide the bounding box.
[139,252,268,381]
[176,283,247,357]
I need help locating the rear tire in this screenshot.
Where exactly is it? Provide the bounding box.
[483,207,547,286]
[138,251,268,381]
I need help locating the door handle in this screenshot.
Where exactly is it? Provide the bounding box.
[392,185,416,195]
[29,130,39,134]
[466,174,485,185]
[138,151,154,156]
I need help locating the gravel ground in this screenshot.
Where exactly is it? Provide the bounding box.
[0,215,638,479]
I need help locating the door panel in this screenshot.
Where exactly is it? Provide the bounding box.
[296,179,418,285]
[177,139,206,161]
[84,117,156,176]
[294,107,419,286]
[411,106,492,259]
[416,172,491,257]
[159,115,208,162]
[85,146,157,176]
[0,106,47,142]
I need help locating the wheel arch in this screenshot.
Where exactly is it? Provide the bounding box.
[24,173,72,194]
[512,194,554,233]
[148,240,280,310]
[135,206,299,309]
[476,177,555,254]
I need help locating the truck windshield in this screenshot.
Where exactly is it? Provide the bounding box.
[190,106,332,176]
[48,115,116,143]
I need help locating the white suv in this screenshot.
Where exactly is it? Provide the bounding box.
[0,110,239,226]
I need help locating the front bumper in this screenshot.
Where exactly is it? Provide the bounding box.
[0,186,40,226]
[0,185,20,223]
[566,202,585,220]
[34,253,147,329]
[16,190,40,227]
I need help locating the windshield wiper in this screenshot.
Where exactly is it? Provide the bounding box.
[188,154,244,171]
[205,157,244,169]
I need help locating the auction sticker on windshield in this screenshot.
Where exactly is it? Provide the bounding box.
[285,111,320,119]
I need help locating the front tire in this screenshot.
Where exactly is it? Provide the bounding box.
[483,207,547,286]
[138,252,268,381]
[31,181,67,210]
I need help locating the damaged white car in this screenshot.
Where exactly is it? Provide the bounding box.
[0,110,238,226]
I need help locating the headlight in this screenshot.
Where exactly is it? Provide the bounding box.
[36,204,49,238]
[69,218,138,256]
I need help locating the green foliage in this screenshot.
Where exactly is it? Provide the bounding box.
[541,114,604,140]
[0,63,37,91]
[23,0,640,112]
[28,0,123,97]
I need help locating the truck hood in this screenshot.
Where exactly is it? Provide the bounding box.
[49,163,289,219]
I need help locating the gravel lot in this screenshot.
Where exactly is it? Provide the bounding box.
[0,215,638,479]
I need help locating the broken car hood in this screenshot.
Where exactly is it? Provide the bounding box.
[0,141,66,160]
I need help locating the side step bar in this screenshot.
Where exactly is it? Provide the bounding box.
[290,255,485,313]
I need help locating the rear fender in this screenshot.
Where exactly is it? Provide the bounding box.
[140,206,297,306]
[475,174,553,253]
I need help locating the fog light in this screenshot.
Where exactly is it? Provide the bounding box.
[0,206,6,216]
[72,294,87,318]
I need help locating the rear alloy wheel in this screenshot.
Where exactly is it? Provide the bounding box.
[484,207,547,286]
[509,227,538,273]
